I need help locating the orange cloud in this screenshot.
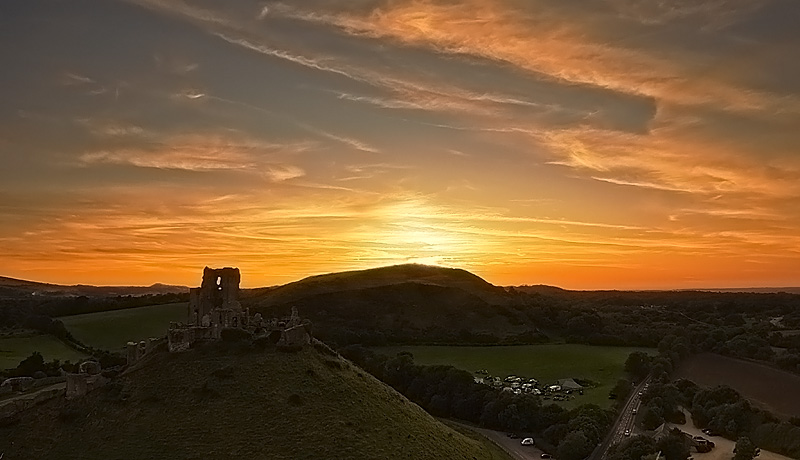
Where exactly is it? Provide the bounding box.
[78,133,310,174]
[268,0,797,114]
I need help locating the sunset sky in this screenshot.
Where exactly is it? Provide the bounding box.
[2,0,799,289]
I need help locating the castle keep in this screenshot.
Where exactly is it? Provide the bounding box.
[165,267,311,353]
[188,267,245,328]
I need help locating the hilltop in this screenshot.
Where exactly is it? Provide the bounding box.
[246,264,511,305]
[0,275,187,297]
[0,342,510,460]
[244,264,540,345]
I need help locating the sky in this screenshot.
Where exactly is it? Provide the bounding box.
[1,0,799,289]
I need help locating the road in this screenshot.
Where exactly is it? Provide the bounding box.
[589,376,651,460]
[451,421,544,460]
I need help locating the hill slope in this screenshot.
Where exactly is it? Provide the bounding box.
[245,265,537,345]
[249,264,511,306]
[0,343,510,460]
[0,275,187,297]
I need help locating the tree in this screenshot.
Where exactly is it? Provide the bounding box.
[558,430,592,460]
[15,351,45,377]
[610,379,632,400]
[657,432,690,460]
[625,352,652,380]
[733,437,760,460]
[641,405,665,430]
[609,435,657,460]
[498,403,525,432]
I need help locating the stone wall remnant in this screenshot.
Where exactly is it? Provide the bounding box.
[167,267,312,352]
[66,360,106,399]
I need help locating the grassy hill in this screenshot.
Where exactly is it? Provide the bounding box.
[0,275,187,297]
[0,333,87,370]
[246,264,538,346]
[0,342,511,460]
[250,264,512,306]
[58,302,187,351]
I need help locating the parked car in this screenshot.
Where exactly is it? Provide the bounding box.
[521,438,535,446]
[541,454,552,458]
[624,429,631,436]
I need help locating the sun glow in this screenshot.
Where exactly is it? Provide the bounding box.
[2,1,799,289]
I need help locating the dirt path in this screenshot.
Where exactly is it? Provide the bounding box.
[0,382,65,407]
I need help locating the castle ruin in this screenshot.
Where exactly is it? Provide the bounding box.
[65,360,105,399]
[188,267,245,329]
[166,267,311,353]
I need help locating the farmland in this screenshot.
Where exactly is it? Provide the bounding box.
[0,333,87,370]
[59,302,187,351]
[373,344,653,408]
[675,353,800,419]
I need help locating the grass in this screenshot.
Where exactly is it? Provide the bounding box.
[374,344,654,408]
[0,343,512,460]
[0,333,87,370]
[440,420,514,460]
[58,302,187,351]
[675,353,800,419]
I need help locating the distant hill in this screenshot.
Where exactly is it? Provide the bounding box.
[693,287,800,295]
[0,276,187,297]
[0,343,510,460]
[513,284,568,295]
[254,263,512,306]
[246,265,540,345]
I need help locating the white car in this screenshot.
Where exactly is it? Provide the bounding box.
[521,438,535,446]
[624,429,631,436]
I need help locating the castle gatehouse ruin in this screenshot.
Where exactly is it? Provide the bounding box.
[166,267,311,353]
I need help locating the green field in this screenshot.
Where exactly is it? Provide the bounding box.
[374,344,654,408]
[59,302,187,351]
[0,334,87,370]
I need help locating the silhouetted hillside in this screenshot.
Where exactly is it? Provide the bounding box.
[0,276,187,297]
[255,264,512,306]
[247,265,542,345]
[0,343,510,460]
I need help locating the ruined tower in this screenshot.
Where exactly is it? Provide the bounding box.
[188,266,242,327]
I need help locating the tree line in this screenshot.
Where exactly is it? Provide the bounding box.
[340,345,613,460]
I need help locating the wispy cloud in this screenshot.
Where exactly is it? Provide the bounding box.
[62,72,94,85]
[3,0,799,289]
[266,0,797,115]
[264,164,305,182]
[606,0,764,28]
[75,118,146,137]
[78,133,311,174]
[301,124,381,154]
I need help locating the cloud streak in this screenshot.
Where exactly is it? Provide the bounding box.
[2,0,799,289]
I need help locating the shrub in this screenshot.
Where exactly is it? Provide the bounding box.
[287,393,303,406]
